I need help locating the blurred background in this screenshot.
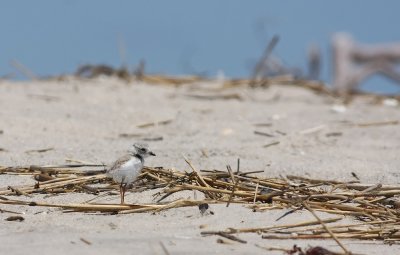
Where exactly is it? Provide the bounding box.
[1,0,400,93]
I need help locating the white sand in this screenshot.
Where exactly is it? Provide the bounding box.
[0,78,399,254]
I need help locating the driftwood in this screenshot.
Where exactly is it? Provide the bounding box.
[250,35,280,87]
[333,33,400,95]
[308,44,321,81]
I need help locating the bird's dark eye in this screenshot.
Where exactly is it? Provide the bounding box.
[140,148,146,152]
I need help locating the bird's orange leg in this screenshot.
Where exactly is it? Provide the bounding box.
[119,183,125,204]
[121,183,128,204]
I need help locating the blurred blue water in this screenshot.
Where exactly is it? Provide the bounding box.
[1,0,400,93]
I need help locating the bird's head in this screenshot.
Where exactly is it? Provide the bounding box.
[133,143,156,158]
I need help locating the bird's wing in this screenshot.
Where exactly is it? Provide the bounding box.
[109,154,132,171]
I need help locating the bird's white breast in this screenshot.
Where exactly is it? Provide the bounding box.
[110,157,143,184]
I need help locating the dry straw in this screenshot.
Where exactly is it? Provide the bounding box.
[1,163,400,248]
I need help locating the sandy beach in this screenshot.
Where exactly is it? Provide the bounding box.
[1,77,399,254]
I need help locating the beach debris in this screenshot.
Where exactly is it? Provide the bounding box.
[198,203,209,215]
[325,132,342,137]
[0,208,23,214]
[79,237,92,245]
[226,165,239,207]
[331,105,347,113]
[250,35,280,87]
[263,141,280,148]
[133,60,145,80]
[27,59,396,103]
[303,246,339,255]
[201,231,247,244]
[9,50,395,102]
[185,93,243,101]
[261,245,340,255]
[351,172,359,180]
[275,206,304,221]
[75,64,130,81]
[10,59,37,80]
[118,133,144,138]
[25,147,54,154]
[253,122,273,127]
[137,119,173,129]
[1,163,400,247]
[119,133,165,141]
[119,133,164,141]
[333,33,400,96]
[142,136,163,142]
[275,130,287,135]
[199,224,207,229]
[355,120,399,127]
[5,216,24,222]
[276,245,340,255]
[7,186,32,197]
[27,94,61,102]
[254,130,274,137]
[300,125,326,135]
[200,149,209,158]
[302,202,350,254]
[34,173,54,182]
[252,182,259,204]
[382,98,399,107]
[236,158,240,175]
[216,238,233,245]
[159,241,170,255]
[308,44,321,81]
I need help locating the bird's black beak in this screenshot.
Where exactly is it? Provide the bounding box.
[150,151,156,156]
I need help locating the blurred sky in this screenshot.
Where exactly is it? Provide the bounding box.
[1,0,400,93]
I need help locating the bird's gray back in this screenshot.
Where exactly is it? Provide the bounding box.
[109,154,133,171]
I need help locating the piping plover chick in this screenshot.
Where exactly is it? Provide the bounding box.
[107,143,155,204]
